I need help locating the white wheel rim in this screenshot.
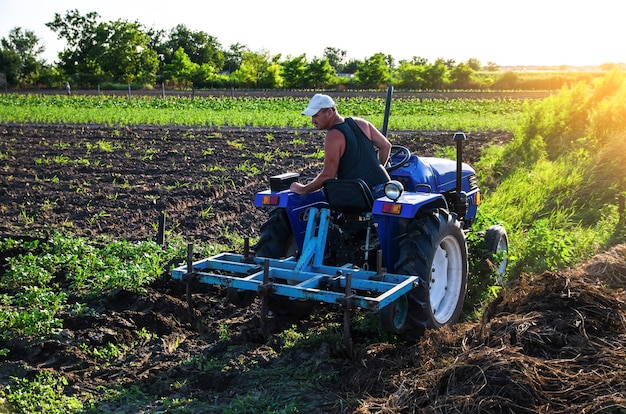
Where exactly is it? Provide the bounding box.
[429,234,464,325]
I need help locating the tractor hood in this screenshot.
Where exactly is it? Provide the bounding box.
[420,157,476,192]
[389,155,476,194]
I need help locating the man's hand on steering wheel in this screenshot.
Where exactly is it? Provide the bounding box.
[385,145,411,172]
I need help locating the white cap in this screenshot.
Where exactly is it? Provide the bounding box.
[302,94,335,116]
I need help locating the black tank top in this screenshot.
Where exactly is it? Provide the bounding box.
[331,117,390,188]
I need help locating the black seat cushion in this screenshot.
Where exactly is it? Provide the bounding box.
[323,178,374,214]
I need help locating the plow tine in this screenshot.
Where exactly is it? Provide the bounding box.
[185,243,194,321]
[343,272,354,357]
[259,259,271,339]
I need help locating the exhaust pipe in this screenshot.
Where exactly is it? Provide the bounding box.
[453,132,466,194]
[382,85,393,136]
[453,132,468,219]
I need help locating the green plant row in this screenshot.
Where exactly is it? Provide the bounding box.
[0,234,186,341]
[0,94,526,131]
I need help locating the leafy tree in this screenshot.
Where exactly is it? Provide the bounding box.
[323,47,346,72]
[94,19,159,84]
[395,60,426,89]
[407,56,429,66]
[485,61,500,72]
[46,10,100,84]
[443,58,456,70]
[492,71,520,90]
[259,62,283,88]
[355,53,391,88]
[384,54,396,70]
[47,10,158,86]
[308,57,335,88]
[282,54,309,88]
[0,27,45,87]
[164,47,198,87]
[164,24,224,70]
[0,48,20,87]
[466,57,482,71]
[342,58,360,75]
[422,58,449,89]
[449,62,476,89]
[223,43,248,73]
[231,50,270,87]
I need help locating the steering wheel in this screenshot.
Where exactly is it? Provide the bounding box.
[386,145,411,172]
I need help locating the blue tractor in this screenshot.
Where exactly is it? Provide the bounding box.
[172,89,508,340]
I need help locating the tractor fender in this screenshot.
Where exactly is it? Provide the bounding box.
[372,192,447,219]
[255,190,328,251]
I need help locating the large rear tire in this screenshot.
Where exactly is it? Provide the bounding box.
[254,208,296,259]
[227,208,294,308]
[394,209,468,336]
[250,208,313,316]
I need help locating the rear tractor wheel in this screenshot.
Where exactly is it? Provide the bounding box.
[227,208,295,308]
[392,209,468,337]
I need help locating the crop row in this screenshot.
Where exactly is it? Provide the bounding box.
[0,94,527,131]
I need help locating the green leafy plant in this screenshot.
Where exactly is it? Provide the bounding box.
[0,372,85,413]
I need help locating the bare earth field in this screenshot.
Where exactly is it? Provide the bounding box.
[0,123,625,413]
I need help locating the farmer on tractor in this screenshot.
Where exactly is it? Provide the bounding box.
[289,94,392,198]
[172,86,509,342]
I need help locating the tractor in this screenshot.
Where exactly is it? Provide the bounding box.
[171,87,508,341]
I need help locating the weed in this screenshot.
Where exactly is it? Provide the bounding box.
[137,327,156,341]
[0,371,84,413]
[52,154,71,164]
[19,209,34,224]
[226,139,244,149]
[40,198,59,211]
[203,164,227,172]
[0,287,66,339]
[91,343,123,362]
[235,159,261,176]
[165,180,190,191]
[140,148,159,161]
[218,323,229,341]
[290,137,306,145]
[304,148,324,159]
[201,205,215,219]
[97,140,115,152]
[87,210,111,225]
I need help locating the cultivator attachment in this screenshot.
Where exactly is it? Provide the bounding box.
[171,206,418,347]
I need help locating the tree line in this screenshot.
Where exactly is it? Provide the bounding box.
[0,10,620,91]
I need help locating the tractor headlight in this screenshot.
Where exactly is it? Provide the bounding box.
[384,180,404,201]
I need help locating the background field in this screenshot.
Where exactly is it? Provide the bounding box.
[1,83,625,413]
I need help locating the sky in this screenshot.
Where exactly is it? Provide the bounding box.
[0,0,623,68]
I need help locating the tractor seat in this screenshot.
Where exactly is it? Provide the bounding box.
[323,178,374,214]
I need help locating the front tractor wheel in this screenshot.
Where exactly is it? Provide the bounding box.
[484,224,509,281]
[394,209,468,336]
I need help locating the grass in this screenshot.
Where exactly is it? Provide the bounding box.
[473,68,626,284]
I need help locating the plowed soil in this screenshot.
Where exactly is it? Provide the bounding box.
[1,123,625,413]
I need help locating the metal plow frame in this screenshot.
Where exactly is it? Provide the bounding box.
[171,207,418,312]
[171,253,417,311]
